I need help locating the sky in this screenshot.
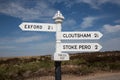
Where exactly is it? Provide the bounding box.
[0,0,120,57]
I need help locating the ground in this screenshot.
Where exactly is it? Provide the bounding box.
[26,72,120,80]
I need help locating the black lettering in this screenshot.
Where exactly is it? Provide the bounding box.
[63,34,66,38]
[79,45,91,49]
[63,33,91,39]
[39,25,42,29]
[63,45,66,49]
[48,25,53,30]
[94,33,98,38]
[63,45,77,50]
[24,25,27,29]
[27,25,31,28]
[86,34,91,37]
[95,45,98,49]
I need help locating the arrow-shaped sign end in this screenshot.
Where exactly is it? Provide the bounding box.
[97,43,102,51]
[94,31,103,39]
[19,23,23,30]
[99,32,103,39]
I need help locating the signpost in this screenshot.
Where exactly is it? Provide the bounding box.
[61,31,103,40]
[53,11,66,80]
[61,43,102,52]
[53,53,69,61]
[19,11,103,80]
[19,22,56,32]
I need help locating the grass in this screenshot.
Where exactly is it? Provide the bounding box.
[0,51,120,79]
[0,58,54,80]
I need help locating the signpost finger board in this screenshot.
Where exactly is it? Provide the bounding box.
[19,22,56,32]
[61,43,102,52]
[61,31,103,40]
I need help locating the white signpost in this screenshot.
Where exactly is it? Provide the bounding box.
[54,53,69,61]
[61,31,103,40]
[19,11,103,61]
[19,11,103,80]
[61,43,102,52]
[19,22,56,32]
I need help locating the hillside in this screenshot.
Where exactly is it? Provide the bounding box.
[0,51,120,80]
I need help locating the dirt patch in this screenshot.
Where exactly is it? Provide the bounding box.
[26,72,120,80]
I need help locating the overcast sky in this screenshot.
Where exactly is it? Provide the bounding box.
[0,0,120,57]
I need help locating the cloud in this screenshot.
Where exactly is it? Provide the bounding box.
[15,36,43,43]
[80,16,98,29]
[0,46,16,49]
[0,35,55,56]
[64,19,76,26]
[75,0,120,9]
[51,0,120,9]
[0,35,45,44]
[101,37,120,51]
[63,19,77,30]
[0,1,56,21]
[76,0,99,9]
[115,20,120,23]
[102,24,120,33]
[32,41,55,54]
[0,40,55,57]
[1,0,120,21]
